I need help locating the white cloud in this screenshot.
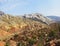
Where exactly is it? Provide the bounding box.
[1,3,19,11]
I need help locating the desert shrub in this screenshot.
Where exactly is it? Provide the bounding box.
[17,42,21,46]
[49,31,56,38]
[17,42,25,46]
[28,38,36,45]
[5,42,9,46]
[47,30,57,42]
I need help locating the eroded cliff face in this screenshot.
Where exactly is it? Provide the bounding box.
[23,13,54,25]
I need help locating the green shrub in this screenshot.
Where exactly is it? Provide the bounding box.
[5,42,9,46]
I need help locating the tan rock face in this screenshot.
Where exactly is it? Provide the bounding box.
[9,40,17,46]
[0,30,11,40]
[50,40,56,46]
[0,41,5,46]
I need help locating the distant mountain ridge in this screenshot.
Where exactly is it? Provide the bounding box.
[47,16,60,22]
[23,13,54,25]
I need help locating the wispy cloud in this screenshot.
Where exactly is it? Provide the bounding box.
[0,0,28,11]
[2,4,19,11]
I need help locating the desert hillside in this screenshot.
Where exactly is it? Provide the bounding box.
[0,14,60,46]
[0,14,50,46]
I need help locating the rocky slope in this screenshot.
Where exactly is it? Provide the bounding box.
[23,13,54,25]
[0,14,51,46]
[0,13,60,46]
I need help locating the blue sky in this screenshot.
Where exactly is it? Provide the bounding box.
[0,0,60,16]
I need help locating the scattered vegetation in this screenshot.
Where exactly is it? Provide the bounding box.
[0,14,60,46]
